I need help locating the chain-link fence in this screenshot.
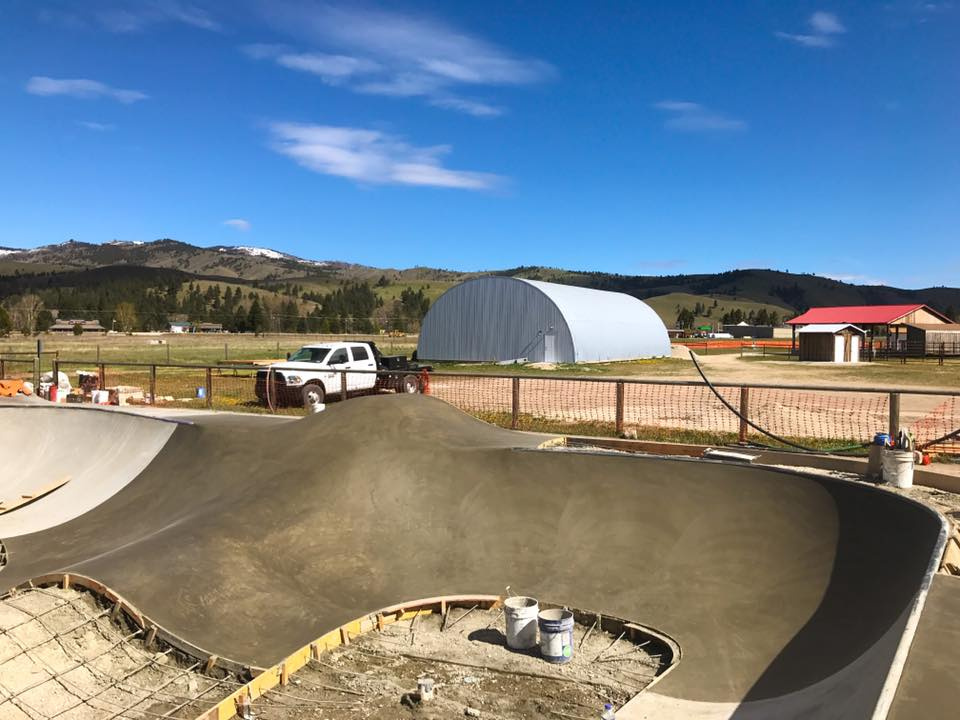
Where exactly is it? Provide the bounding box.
[3,358,958,454]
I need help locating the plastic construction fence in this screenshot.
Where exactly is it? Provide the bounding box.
[2,358,958,455]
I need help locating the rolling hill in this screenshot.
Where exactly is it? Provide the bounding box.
[0,239,957,327]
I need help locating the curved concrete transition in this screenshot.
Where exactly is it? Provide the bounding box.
[0,405,178,537]
[0,395,949,719]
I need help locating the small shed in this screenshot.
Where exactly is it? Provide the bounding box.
[797,324,865,363]
[905,324,960,356]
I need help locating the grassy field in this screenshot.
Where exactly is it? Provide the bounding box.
[0,333,418,369]
[3,332,958,391]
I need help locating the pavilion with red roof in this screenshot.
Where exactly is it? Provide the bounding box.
[786,304,951,353]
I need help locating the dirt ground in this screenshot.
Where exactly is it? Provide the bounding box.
[0,586,227,719]
[250,607,662,720]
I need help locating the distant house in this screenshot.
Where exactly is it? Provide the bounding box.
[786,304,950,352]
[797,324,865,363]
[49,319,106,334]
[196,323,223,333]
[723,323,774,339]
[169,322,193,334]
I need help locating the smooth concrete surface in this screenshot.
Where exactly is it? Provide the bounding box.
[0,395,949,719]
[887,574,960,720]
[0,405,177,536]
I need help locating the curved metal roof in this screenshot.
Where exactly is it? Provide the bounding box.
[518,279,670,361]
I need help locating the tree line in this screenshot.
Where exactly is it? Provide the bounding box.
[0,268,432,336]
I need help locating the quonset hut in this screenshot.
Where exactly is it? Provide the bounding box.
[417,277,670,363]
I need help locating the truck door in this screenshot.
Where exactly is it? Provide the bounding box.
[326,347,350,393]
[349,345,377,390]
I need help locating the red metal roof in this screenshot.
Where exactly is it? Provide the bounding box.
[786,304,937,326]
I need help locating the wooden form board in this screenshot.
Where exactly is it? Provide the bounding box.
[0,476,71,514]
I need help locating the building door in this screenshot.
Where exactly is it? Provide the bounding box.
[850,335,860,363]
[834,335,845,363]
[543,331,557,363]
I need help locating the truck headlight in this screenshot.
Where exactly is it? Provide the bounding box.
[285,375,302,385]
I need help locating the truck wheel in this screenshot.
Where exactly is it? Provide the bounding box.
[302,384,325,408]
[399,374,419,394]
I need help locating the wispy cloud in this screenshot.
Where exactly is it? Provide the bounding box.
[94,1,220,33]
[78,121,116,131]
[428,97,504,117]
[268,122,502,190]
[824,273,886,286]
[653,100,747,132]
[246,2,553,115]
[26,77,148,103]
[223,218,252,232]
[776,11,846,48]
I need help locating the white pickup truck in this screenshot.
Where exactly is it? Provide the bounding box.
[255,341,427,408]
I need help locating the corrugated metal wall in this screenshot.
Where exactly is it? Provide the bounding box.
[417,277,671,362]
[418,277,574,362]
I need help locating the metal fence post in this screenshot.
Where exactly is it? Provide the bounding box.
[340,370,348,401]
[615,381,625,436]
[150,365,157,405]
[205,366,213,409]
[511,377,521,430]
[98,363,106,390]
[738,387,750,443]
[889,392,901,439]
[52,358,60,384]
[0,359,5,379]
[33,356,40,389]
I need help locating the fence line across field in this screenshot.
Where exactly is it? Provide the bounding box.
[2,357,958,454]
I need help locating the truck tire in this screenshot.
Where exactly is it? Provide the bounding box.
[399,374,419,394]
[302,383,325,408]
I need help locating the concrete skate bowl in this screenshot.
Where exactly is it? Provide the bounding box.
[0,395,949,719]
[0,404,178,538]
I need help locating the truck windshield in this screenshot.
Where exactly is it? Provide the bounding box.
[287,347,331,363]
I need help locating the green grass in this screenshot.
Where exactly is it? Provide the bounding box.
[0,333,419,369]
[430,357,689,377]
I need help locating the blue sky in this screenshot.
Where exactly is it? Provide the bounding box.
[1,1,957,287]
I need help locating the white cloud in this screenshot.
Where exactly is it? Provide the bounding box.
[268,122,502,190]
[276,52,381,84]
[809,11,846,34]
[95,1,220,33]
[653,100,747,132]
[246,2,553,115]
[223,219,252,232]
[429,97,504,117]
[776,11,846,48]
[78,121,116,131]
[26,77,148,103]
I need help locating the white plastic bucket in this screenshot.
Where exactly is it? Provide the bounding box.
[504,596,539,650]
[538,608,575,663]
[882,449,914,489]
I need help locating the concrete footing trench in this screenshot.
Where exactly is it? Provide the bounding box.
[1,396,957,719]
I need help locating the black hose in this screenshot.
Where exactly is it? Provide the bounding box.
[688,350,868,455]
[919,427,960,452]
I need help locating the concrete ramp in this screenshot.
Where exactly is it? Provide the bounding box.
[0,405,177,537]
[0,396,949,719]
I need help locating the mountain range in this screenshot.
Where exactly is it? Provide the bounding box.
[1,239,958,322]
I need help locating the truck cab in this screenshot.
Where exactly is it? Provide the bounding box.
[255,342,378,408]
